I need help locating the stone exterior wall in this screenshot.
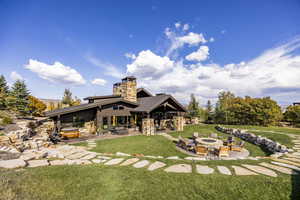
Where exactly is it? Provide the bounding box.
[142,118,155,136]
[113,77,137,102]
[121,78,137,102]
[173,116,184,131]
[113,83,122,96]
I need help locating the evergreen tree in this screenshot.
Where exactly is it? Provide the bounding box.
[206,100,213,122]
[10,80,30,115]
[0,75,9,109]
[62,88,73,106]
[187,94,200,117]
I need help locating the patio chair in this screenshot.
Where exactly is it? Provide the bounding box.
[195,145,208,156]
[192,132,199,139]
[230,141,245,152]
[218,146,229,157]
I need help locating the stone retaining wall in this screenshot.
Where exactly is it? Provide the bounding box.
[215,125,290,154]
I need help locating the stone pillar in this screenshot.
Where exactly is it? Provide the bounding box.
[96,108,102,130]
[142,118,155,136]
[57,115,61,132]
[174,116,184,131]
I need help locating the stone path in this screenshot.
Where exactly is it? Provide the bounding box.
[217,166,232,175]
[133,160,150,168]
[2,134,300,179]
[164,164,192,173]
[232,166,258,175]
[104,158,124,165]
[242,164,277,177]
[259,162,298,175]
[148,161,166,171]
[196,165,214,174]
[120,158,139,166]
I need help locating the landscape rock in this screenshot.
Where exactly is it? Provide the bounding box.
[166,156,181,160]
[0,159,26,169]
[27,159,49,167]
[116,152,131,156]
[185,157,206,161]
[271,161,300,171]
[49,160,68,166]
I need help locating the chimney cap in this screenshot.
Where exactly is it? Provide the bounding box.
[122,76,136,81]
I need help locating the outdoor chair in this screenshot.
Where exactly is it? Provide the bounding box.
[230,141,245,152]
[195,145,208,156]
[218,146,229,157]
[192,132,199,139]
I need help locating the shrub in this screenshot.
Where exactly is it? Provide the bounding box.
[2,116,13,125]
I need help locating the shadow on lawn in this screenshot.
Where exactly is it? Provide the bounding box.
[291,174,300,200]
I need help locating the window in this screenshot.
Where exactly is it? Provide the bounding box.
[113,105,118,110]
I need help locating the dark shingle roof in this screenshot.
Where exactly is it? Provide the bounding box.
[137,88,153,97]
[134,95,187,113]
[83,95,121,100]
[44,98,138,117]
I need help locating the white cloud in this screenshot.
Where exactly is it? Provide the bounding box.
[127,50,174,78]
[10,71,23,81]
[175,22,181,28]
[177,32,207,46]
[209,37,215,42]
[182,24,189,31]
[91,78,107,86]
[124,53,136,59]
[25,59,86,85]
[186,46,209,62]
[165,30,207,57]
[85,54,124,78]
[127,37,300,104]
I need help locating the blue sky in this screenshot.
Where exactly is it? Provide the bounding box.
[1,0,300,105]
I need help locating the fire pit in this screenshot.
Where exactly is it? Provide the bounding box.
[196,137,223,147]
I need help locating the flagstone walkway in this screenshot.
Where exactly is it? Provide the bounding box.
[1,133,300,178]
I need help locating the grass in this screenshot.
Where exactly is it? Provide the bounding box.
[87,135,188,157]
[0,165,299,200]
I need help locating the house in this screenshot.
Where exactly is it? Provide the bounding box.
[45,76,186,135]
[293,102,300,106]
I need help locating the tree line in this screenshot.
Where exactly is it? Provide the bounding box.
[187,91,299,127]
[0,74,81,117]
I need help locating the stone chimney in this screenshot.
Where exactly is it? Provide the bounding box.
[121,76,137,102]
[113,82,122,96]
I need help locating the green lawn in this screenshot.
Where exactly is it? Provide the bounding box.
[87,135,188,157]
[0,165,299,200]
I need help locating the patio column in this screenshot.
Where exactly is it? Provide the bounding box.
[56,115,61,132]
[96,107,102,130]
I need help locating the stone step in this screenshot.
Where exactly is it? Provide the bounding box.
[232,166,258,175]
[164,164,192,173]
[49,160,68,166]
[120,158,139,166]
[104,158,124,165]
[259,162,298,175]
[147,161,166,171]
[241,164,277,177]
[132,160,150,168]
[0,159,27,169]
[285,154,300,159]
[196,165,214,174]
[91,159,107,164]
[272,158,300,167]
[282,157,300,164]
[271,161,300,172]
[27,160,49,168]
[217,166,232,175]
[81,154,97,160]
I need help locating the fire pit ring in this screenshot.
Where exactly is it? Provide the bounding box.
[196,137,223,147]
